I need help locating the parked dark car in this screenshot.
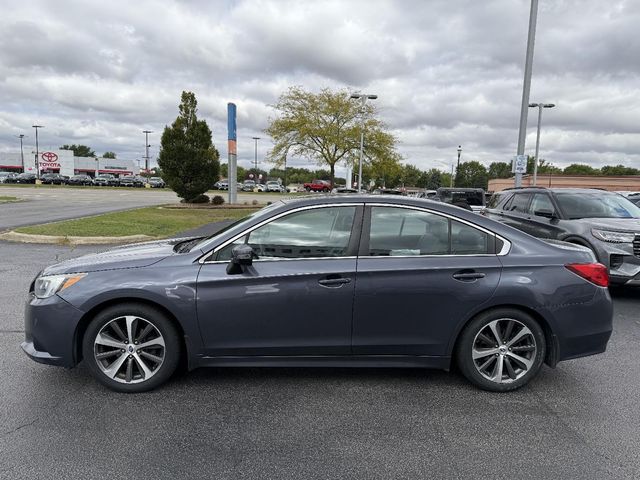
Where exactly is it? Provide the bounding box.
[40,173,67,185]
[15,172,37,184]
[437,187,486,213]
[22,195,612,393]
[119,175,144,187]
[67,174,93,186]
[483,187,640,285]
[93,174,119,186]
[148,177,165,188]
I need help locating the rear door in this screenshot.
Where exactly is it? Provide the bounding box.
[352,205,501,356]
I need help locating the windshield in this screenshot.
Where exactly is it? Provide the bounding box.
[555,192,640,219]
[438,190,485,206]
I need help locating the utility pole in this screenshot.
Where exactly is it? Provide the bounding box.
[143,130,152,183]
[252,136,260,178]
[17,134,26,172]
[32,125,44,179]
[515,0,539,187]
[350,93,378,193]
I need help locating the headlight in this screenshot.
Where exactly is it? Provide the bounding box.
[34,273,87,299]
[591,229,636,243]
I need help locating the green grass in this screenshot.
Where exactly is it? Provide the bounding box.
[0,195,20,203]
[15,206,256,238]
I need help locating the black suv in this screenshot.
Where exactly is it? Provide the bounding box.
[40,173,66,185]
[484,187,640,285]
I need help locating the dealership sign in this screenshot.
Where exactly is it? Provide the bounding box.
[39,151,62,168]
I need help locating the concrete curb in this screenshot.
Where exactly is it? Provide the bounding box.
[0,231,153,245]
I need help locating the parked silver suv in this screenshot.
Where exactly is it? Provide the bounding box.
[484,187,640,285]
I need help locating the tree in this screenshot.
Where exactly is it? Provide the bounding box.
[60,144,95,157]
[265,87,399,186]
[488,162,512,179]
[401,164,423,187]
[601,164,640,176]
[421,168,444,190]
[563,163,600,175]
[103,151,116,159]
[158,91,220,202]
[455,161,489,189]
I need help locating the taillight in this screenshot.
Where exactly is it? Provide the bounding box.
[565,263,609,287]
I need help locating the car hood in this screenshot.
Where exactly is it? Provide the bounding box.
[588,218,640,232]
[41,237,193,275]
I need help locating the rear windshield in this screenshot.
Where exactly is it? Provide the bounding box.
[438,190,485,206]
[555,192,640,219]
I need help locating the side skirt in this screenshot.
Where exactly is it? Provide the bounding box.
[191,355,451,371]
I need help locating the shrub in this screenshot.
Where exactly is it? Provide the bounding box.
[189,194,210,204]
[252,199,259,206]
[211,195,225,205]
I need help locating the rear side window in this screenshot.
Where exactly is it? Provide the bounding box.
[367,207,491,256]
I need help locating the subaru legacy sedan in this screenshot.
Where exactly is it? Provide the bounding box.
[22,196,612,393]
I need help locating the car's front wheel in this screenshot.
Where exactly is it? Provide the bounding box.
[82,303,181,393]
[456,308,545,392]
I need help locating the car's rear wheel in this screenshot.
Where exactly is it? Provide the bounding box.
[456,308,545,392]
[82,303,181,393]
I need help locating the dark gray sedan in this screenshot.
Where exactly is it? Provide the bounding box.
[22,196,613,393]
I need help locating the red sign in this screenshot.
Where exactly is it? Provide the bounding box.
[41,152,58,162]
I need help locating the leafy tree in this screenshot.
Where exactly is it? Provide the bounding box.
[158,91,220,202]
[488,162,512,179]
[400,164,423,187]
[265,86,399,186]
[60,144,95,157]
[421,168,444,190]
[563,163,600,175]
[601,164,640,175]
[220,164,248,182]
[103,151,116,159]
[455,161,489,189]
[537,159,562,175]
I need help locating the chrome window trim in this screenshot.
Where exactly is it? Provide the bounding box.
[366,203,511,256]
[199,203,363,264]
[199,201,512,264]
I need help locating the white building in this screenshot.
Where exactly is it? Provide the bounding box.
[0,150,138,177]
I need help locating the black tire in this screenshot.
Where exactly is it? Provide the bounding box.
[305,186,311,192]
[456,308,546,392]
[82,303,182,393]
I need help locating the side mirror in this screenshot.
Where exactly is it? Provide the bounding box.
[226,244,254,274]
[534,209,556,219]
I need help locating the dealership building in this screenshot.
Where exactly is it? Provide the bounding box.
[0,150,138,177]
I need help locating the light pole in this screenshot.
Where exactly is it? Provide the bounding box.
[16,134,26,172]
[32,125,44,179]
[515,0,539,187]
[529,103,555,186]
[350,93,377,192]
[143,130,152,182]
[455,145,462,185]
[252,136,260,178]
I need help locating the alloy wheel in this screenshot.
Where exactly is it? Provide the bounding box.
[93,315,165,384]
[471,318,537,384]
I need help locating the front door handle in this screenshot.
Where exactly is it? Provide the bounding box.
[318,276,351,288]
[452,271,486,281]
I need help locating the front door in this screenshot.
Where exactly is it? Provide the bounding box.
[196,205,362,356]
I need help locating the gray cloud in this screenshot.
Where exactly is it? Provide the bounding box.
[1,0,639,176]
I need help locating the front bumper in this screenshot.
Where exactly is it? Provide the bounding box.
[22,293,85,368]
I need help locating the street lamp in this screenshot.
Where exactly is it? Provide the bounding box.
[350,93,377,193]
[143,130,153,182]
[455,145,462,185]
[252,136,260,177]
[16,134,26,172]
[528,103,555,185]
[32,125,44,179]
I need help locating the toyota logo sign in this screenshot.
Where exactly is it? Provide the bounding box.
[41,152,58,162]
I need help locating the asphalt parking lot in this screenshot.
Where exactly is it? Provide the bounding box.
[1,241,639,479]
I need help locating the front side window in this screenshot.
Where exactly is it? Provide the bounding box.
[367,207,490,256]
[529,194,556,216]
[216,206,356,260]
[505,193,532,213]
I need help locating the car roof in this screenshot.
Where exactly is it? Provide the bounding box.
[503,187,618,195]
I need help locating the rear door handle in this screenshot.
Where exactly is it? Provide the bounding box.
[452,272,486,281]
[318,277,351,287]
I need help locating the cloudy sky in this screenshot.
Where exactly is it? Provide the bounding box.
[1,0,639,176]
